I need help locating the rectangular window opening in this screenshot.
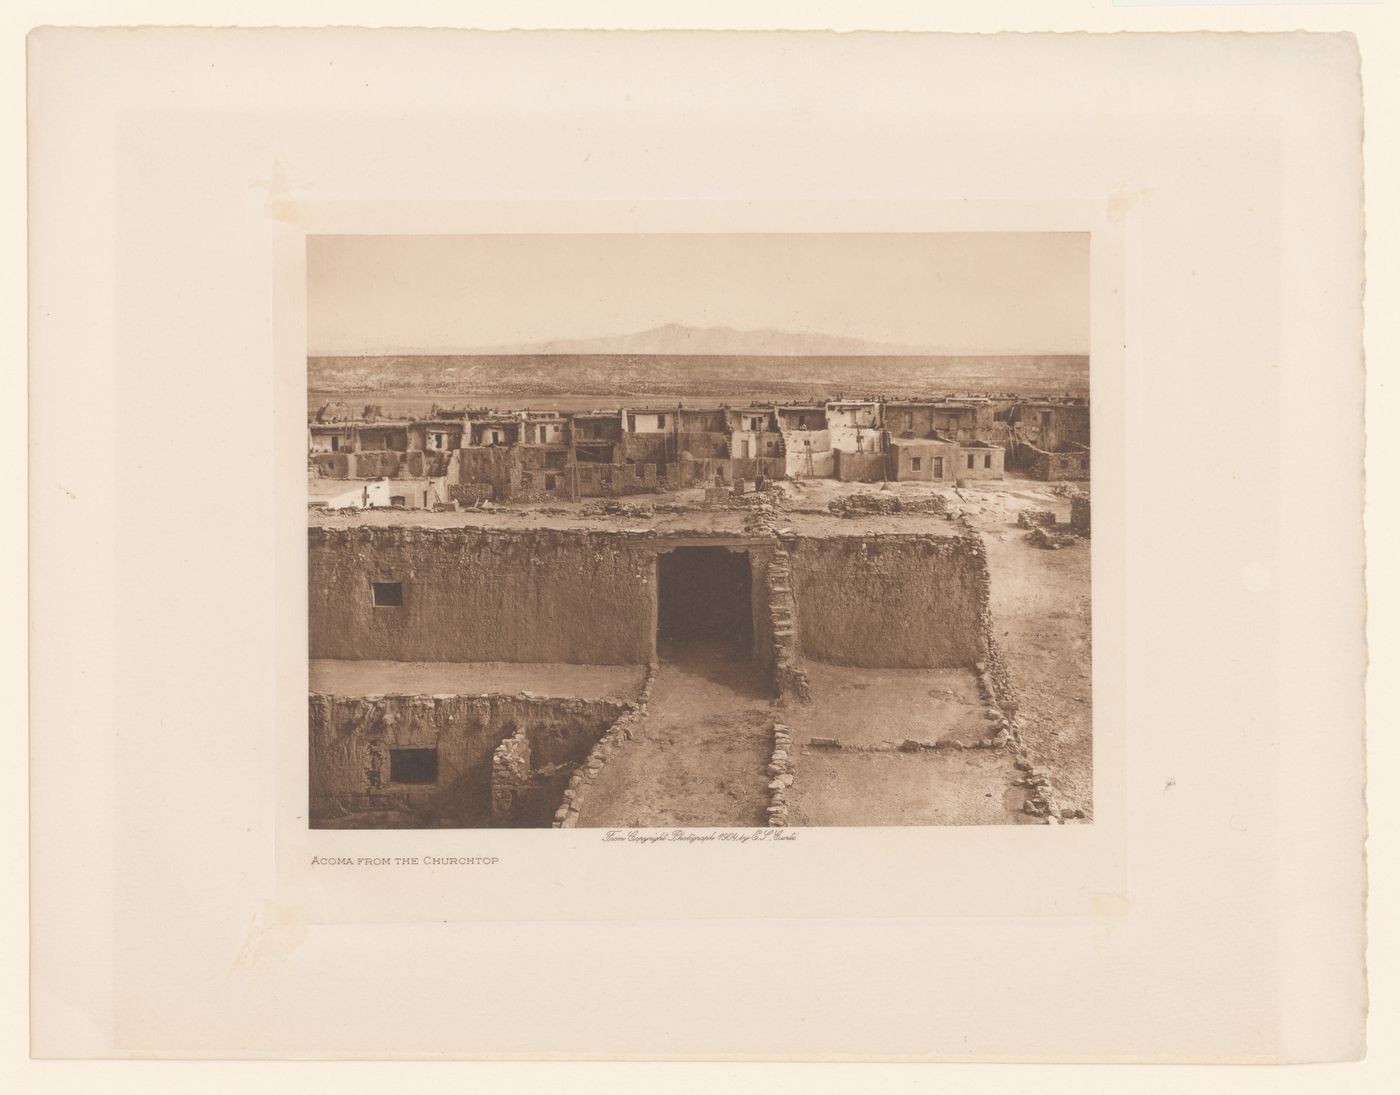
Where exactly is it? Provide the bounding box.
[911,457,922,471]
[389,747,438,784]
[372,581,403,607]
[984,454,992,469]
[966,455,974,469]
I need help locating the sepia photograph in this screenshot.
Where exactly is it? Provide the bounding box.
[306,232,1093,829]
[21,14,1375,1070]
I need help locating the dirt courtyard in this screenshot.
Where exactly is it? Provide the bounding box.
[575,641,773,828]
[786,747,1033,827]
[796,663,999,747]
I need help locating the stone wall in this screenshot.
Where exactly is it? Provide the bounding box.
[453,446,517,499]
[308,526,659,664]
[787,533,986,668]
[309,691,626,827]
[1070,492,1091,534]
[1020,441,1090,481]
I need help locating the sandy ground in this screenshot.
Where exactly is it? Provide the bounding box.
[796,663,997,746]
[575,641,773,828]
[953,481,1094,816]
[309,659,646,700]
[786,748,1033,827]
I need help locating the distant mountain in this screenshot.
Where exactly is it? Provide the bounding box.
[462,324,960,358]
[307,351,1090,406]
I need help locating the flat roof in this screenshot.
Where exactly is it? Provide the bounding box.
[307,478,384,499]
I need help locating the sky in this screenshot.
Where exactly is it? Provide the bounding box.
[307,232,1089,356]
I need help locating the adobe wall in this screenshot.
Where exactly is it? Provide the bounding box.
[309,526,659,664]
[788,534,986,668]
[833,449,890,483]
[956,445,1006,480]
[890,440,958,481]
[782,431,834,478]
[309,691,626,827]
[675,430,730,459]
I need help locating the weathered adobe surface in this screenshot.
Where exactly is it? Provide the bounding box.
[787,532,987,669]
[310,525,783,668]
[309,526,660,665]
[309,692,626,828]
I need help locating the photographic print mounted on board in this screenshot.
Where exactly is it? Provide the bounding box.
[306,233,1091,830]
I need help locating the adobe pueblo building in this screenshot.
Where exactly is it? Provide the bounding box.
[308,394,1091,828]
[306,396,1091,512]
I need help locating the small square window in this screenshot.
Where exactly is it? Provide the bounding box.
[545,474,558,490]
[389,747,438,784]
[657,415,667,428]
[372,581,403,607]
[911,457,922,471]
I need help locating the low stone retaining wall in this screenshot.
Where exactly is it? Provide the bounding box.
[766,722,795,826]
[766,542,812,704]
[552,664,658,828]
[742,495,812,704]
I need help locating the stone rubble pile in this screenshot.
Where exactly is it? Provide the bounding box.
[583,499,655,517]
[1027,525,1080,550]
[827,491,950,517]
[489,729,532,821]
[1016,509,1057,529]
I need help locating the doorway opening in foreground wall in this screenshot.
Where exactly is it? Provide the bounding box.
[656,547,753,655]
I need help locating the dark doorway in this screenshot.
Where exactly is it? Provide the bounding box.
[657,547,753,651]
